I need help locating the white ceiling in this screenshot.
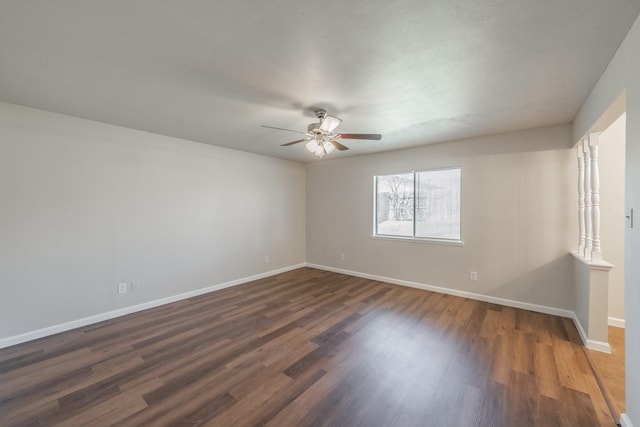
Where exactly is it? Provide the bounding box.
[1,1,639,163]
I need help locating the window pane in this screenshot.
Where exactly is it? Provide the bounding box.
[376,173,414,237]
[415,169,461,239]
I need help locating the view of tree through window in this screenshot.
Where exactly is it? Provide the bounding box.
[375,168,461,240]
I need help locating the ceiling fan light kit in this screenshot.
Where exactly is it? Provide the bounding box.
[306,138,336,158]
[262,108,382,159]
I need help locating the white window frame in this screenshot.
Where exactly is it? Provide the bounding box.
[372,167,463,246]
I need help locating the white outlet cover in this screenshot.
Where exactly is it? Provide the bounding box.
[118,283,128,294]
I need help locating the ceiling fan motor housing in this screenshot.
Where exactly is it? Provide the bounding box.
[308,122,323,134]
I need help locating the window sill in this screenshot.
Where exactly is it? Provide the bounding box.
[371,235,464,246]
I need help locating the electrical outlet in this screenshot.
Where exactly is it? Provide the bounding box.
[340,254,345,262]
[264,255,270,264]
[117,282,128,294]
[469,271,478,281]
[130,281,139,292]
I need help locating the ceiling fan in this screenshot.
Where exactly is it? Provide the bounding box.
[262,109,382,158]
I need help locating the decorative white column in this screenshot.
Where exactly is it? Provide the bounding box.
[578,147,586,255]
[583,140,592,260]
[589,133,602,261]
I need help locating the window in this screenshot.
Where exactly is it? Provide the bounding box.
[374,168,461,241]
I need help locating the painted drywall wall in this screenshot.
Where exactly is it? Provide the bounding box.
[307,125,576,311]
[573,258,590,337]
[0,102,306,340]
[598,113,626,322]
[573,14,640,425]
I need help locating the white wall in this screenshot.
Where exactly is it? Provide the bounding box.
[598,113,626,322]
[307,125,577,311]
[0,102,306,341]
[573,15,640,426]
[572,258,611,350]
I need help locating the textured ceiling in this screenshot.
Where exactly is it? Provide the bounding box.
[1,1,639,162]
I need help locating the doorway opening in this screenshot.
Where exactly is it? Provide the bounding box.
[580,93,626,421]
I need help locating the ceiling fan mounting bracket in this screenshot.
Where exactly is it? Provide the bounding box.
[314,109,327,120]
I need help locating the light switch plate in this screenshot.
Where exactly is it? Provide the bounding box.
[117,283,128,294]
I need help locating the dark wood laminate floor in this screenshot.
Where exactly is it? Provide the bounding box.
[0,268,615,426]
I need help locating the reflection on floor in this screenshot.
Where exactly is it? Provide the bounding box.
[587,326,625,421]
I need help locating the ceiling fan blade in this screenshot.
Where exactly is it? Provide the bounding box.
[337,133,382,140]
[261,125,309,136]
[319,115,342,132]
[281,138,310,146]
[329,140,349,151]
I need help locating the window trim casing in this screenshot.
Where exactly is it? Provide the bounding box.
[372,167,463,245]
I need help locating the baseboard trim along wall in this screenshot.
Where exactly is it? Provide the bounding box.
[305,263,615,352]
[571,313,613,354]
[0,263,306,349]
[608,316,626,328]
[306,263,574,318]
[2,262,612,354]
[621,413,635,427]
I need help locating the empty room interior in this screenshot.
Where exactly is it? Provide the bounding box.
[1,2,640,426]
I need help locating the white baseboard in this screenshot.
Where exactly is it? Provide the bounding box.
[572,313,589,346]
[569,313,611,353]
[305,263,574,319]
[308,263,616,353]
[621,413,635,427]
[0,263,306,350]
[3,262,615,356]
[608,316,625,328]
[585,339,612,353]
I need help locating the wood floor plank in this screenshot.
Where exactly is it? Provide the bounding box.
[533,342,562,399]
[491,333,513,385]
[0,267,618,426]
[586,325,625,420]
[51,378,160,427]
